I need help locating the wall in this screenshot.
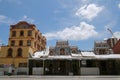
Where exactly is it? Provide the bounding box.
[0,46,31,67]
[113,40,120,54]
[32,67,43,75]
[81,67,100,75]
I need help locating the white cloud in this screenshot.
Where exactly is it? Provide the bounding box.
[44,22,98,41]
[19,15,35,23]
[118,3,120,8]
[113,32,120,39]
[0,15,13,24]
[75,4,103,20]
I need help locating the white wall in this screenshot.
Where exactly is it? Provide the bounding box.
[81,67,99,75]
[0,68,11,75]
[32,67,43,75]
[16,68,28,75]
[0,68,5,75]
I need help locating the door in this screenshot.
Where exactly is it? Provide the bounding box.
[59,60,66,75]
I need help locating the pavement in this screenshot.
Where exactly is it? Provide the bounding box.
[0,76,120,80]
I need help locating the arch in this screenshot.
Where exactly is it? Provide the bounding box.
[49,51,54,55]
[60,48,65,55]
[17,48,22,57]
[7,48,13,57]
[72,50,76,53]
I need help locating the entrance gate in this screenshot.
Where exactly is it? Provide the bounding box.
[29,59,80,75]
[44,60,80,75]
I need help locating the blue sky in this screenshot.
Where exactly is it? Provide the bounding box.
[0,0,120,50]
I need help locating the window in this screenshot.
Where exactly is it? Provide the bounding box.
[35,33,38,39]
[60,48,65,55]
[72,50,76,53]
[36,61,43,67]
[34,42,36,48]
[19,40,23,46]
[20,31,24,36]
[11,40,15,46]
[7,48,13,57]
[86,60,94,67]
[19,63,27,67]
[17,48,22,57]
[49,51,54,55]
[12,31,16,37]
[28,30,32,36]
[81,60,86,67]
[27,40,31,46]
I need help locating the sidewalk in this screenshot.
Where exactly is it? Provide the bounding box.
[0,76,120,80]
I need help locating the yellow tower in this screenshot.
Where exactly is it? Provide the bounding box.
[0,21,46,68]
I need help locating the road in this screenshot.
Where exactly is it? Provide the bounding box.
[0,76,120,80]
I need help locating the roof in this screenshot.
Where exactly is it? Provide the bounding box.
[11,21,35,27]
[81,52,95,57]
[71,53,82,57]
[95,40,107,44]
[32,51,46,58]
[95,54,120,59]
[31,49,120,60]
[31,55,81,60]
[32,47,49,58]
[48,55,72,60]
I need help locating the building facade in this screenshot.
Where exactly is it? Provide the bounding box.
[94,38,118,55]
[94,40,109,55]
[49,41,78,56]
[107,38,118,49]
[29,41,81,75]
[29,40,120,75]
[0,46,1,53]
[113,39,120,54]
[0,21,46,68]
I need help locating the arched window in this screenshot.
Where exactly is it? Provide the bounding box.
[60,48,65,55]
[20,31,24,36]
[49,51,54,55]
[17,48,22,57]
[72,50,76,53]
[7,48,13,57]
[19,40,23,46]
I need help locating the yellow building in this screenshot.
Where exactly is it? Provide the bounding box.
[0,21,46,68]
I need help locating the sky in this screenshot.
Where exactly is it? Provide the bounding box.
[0,0,120,50]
